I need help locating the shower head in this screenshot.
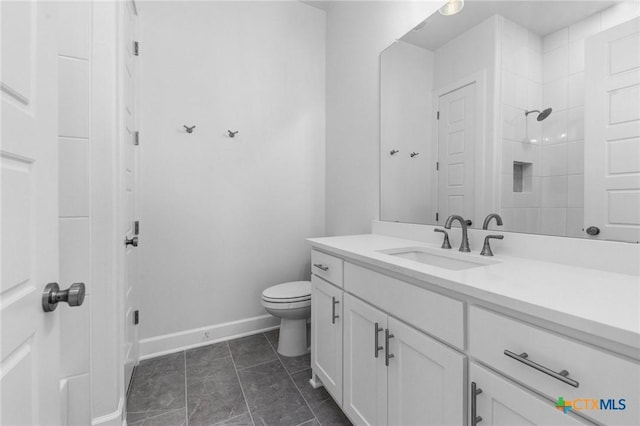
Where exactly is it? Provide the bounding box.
[525,108,553,121]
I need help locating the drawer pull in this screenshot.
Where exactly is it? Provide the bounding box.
[313,263,329,272]
[504,350,579,388]
[471,381,483,425]
[374,322,384,358]
[331,297,340,324]
[385,329,395,366]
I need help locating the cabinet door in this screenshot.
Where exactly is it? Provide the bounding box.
[343,294,388,426]
[470,363,590,426]
[387,317,465,426]
[311,275,343,403]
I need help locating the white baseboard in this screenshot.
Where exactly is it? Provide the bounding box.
[92,396,124,426]
[138,314,280,360]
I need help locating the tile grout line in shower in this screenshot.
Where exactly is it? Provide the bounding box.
[183,350,189,426]
[264,332,320,426]
[228,341,257,426]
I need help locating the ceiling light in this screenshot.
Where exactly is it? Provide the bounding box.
[439,0,464,16]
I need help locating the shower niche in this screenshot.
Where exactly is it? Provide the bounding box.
[513,162,532,193]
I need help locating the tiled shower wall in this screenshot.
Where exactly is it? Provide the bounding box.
[501,2,640,237]
[500,16,543,234]
[58,2,92,425]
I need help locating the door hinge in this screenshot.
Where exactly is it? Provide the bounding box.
[437,111,440,120]
[436,161,439,171]
[133,41,140,56]
[134,310,139,325]
[134,131,140,146]
[134,220,140,235]
[436,212,439,222]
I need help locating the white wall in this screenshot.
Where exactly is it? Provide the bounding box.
[432,15,499,227]
[325,1,441,235]
[380,41,434,224]
[137,1,325,356]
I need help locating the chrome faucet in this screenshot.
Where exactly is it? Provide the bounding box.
[482,213,503,230]
[444,215,471,252]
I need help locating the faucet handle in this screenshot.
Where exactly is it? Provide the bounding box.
[434,228,452,249]
[480,234,504,256]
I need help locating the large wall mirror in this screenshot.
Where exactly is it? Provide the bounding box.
[380,0,640,243]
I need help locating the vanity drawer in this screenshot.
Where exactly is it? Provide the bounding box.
[344,263,464,349]
[311,250,343,287]
[469,306,640,426]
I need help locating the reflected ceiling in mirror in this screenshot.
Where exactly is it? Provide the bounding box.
[379,0,640,243]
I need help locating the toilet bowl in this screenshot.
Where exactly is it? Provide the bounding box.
[261,281,311,357]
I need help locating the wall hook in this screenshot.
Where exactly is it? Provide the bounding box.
[184,125,196,133]
[390,149,399,156]
[228,130,239,138]
[410,152,420,158]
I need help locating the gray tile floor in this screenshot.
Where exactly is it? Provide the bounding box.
[127,330,351,426]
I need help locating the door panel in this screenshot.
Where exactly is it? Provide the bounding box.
[585,17,640,242]
[343,294,387,426]
[387,317,465,426]
[311,276,343,403]
[438,83,476,224]
[1,1,61,425]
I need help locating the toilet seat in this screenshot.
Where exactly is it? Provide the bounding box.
[261,281,311,304]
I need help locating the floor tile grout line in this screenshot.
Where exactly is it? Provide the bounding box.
[228,341,257,426]
[184,350,189,426]
[264,332,320,426]
[235,356,280,372]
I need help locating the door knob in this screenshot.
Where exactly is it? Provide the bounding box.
[586,226,600,236]
[125,236,138,247]
[42,282,86,312]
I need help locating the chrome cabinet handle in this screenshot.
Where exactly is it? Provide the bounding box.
[313,263,329,272]
[331,297,340,324]
[504,350,579,388]
[385,329,395,366]
[125,236,138,247]
[471,381,483,425]
[42,282,86,312]
[374,322,384,358]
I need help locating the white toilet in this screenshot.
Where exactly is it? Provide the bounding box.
[261,281,311,357]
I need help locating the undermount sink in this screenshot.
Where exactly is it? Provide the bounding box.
[378,246,499,271]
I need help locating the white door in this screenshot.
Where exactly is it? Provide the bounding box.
[1,2,62,425]
[387,317,465,426]
[343,294,388,426]
[470,363,589,426]
[437,83,476,224]
[122,0,140,390]
[585,17,640,242]
[311,275,343,403]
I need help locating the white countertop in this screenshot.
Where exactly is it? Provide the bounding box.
[307,234,640,351]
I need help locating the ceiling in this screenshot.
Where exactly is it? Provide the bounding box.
[300,1,332,11]
[402,0,619,51]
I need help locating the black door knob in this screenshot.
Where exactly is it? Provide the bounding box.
[586,226,600,236]
[125,236,139,247]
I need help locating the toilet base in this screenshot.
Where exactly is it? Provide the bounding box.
[277,318,309,357]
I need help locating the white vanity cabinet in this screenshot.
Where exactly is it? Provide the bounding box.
[343,293,465,426]
[311,271,344,403]
[309,243,640,426]
[343,294,388,425]
[470,362,590,426]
